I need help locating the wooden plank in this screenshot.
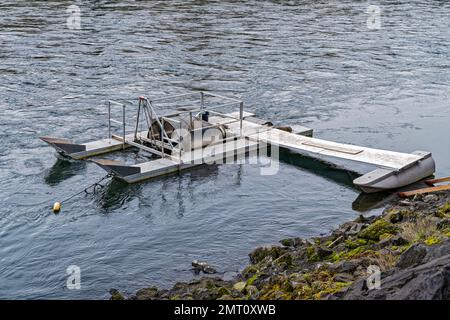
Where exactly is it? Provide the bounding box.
[425,176,450,186]
[398,184,450,198]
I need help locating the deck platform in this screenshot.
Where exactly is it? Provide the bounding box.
[92,137,259,183]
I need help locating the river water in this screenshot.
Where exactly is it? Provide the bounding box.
[0,1,449,299]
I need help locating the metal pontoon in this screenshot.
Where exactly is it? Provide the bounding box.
[40,91,435,193]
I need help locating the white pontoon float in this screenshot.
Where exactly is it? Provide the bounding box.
[40,92,435,193]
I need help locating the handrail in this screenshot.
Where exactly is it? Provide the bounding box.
[146,99,175,152]
[107,100,126,149]
[202,92,242,103]
[148,92,198,103]
[107,91,245,160]
[147,91,241,104]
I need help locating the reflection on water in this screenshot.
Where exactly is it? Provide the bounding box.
[0,0,449,299]
[279,149,360,190]
[44,158,86,186]
[95,178,141,211]
[351,191,395,213]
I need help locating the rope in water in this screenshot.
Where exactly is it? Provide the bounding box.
[57,173,113,205]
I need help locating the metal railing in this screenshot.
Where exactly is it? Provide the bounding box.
[107,91,245,161]
[107,100,126,150]
[145,91,244,137]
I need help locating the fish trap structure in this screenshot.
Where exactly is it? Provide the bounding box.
[40,91,435,193]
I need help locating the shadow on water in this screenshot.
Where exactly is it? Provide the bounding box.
[278,149,395,212]
[351,191,397,213]
[95,148,397,213]
[95,178,142,211]
[95,163,223,210]
[46,149,395,213]
[278,148,360,189]
[181,163,220,182]
[44,158,86,186]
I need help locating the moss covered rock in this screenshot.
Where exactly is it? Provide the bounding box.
[249,245,287,264]
[217,287,230,297]
[233,281,246,292]
[109,288,125,300]
[358,219,398,241]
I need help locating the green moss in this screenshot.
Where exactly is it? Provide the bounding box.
[246,273,259,286]
[205,280,219,290]
[313,281,353,299]
[281,280,294,293]
[424,237,441,246]
[302,272,312,283]
[170,295,181,300]
[259,284,281,300]
[217,287,230,297]
[345,238,368,249]
[328,251,345,262]
[436,203,450,218]
[274,253,293,267]
[306,245,319,262]
[379,233,393,241]
[242,265,258,278]
[386,209,403,223]
[249,246,286,264]
[280,239,292,247]
[233,281,246,292]
[358,219,398,241]
[439,203,450,215]
[328,245,379,262]
[110,292,125,300]
[306,245,333,262]
[359,238,370,245]
[386,208,400,215]
[317,270,332,281]
[399,243,412,253]
[344,246,368,259]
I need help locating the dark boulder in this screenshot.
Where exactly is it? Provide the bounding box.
[249,245,287,264]
[334,240,450,300]
[334,273,355,283]
[437,218,450,230]
[279,237,304,247]
[372,235,409,250]
[328,260,362,274]
[109,288,125,300]
[337,253,450,300]
[396,243,428,269]
[192,260,217,274]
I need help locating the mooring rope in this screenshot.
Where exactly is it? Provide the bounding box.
[55,173,113,208]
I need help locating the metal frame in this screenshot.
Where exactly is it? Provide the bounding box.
[107,91,245,163]
[107,100,126,150]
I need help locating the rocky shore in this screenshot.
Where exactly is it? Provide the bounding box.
[110,191,450,300]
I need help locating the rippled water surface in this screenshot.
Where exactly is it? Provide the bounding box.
[1,1,449,299]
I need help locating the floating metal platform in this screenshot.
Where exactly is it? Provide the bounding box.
[40,91,435,193]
